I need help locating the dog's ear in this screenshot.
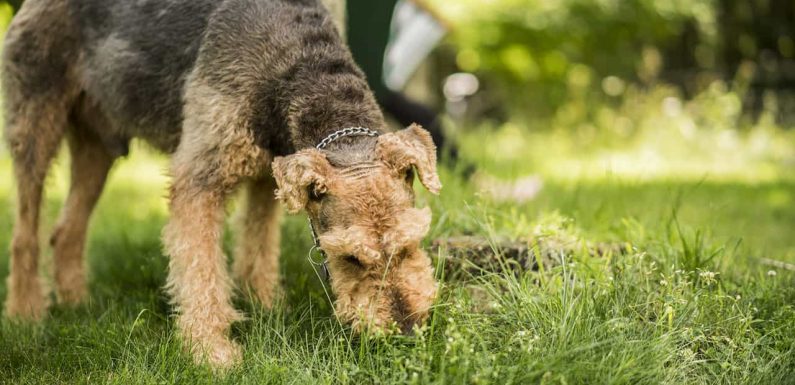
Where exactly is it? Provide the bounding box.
[271,149,333,213]
[376,124,442,194]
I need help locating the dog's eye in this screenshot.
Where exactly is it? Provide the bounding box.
[342,255,363,268]
[308,183,325,201]
[404,168,414,184]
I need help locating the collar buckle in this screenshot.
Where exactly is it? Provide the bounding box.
[307,217,330,282]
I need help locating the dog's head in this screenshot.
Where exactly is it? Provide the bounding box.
[272,124,440,334]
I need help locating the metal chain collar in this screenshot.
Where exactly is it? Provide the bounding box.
[315,127,379,150]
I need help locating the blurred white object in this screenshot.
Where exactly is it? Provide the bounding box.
[443,72,480,101]
[475,174,545,203]
[444,72,479,119]
[383,0,447,91]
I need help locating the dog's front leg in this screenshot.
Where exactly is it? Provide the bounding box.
[163,172,242,368]
[233,176,282,308]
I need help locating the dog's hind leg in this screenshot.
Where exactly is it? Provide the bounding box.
[49,124,115,305]
[233,176,282,308]
[2,0,81,320]
[3,95,73,320]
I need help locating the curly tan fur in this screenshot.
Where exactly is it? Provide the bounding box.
[162,181,244,367]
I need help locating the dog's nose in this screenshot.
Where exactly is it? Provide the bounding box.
[388,289,417,335]
[399,319,417,335]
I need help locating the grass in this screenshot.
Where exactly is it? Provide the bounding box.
[1,79,795,383]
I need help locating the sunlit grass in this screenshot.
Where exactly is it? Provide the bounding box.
[459,85,795,183]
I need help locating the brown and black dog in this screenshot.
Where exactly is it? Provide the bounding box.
[2,0,440,367]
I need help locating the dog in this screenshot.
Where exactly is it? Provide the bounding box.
[2,0,440,367]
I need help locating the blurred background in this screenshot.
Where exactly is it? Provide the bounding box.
[427,0,794,127]
[392,0,795,182]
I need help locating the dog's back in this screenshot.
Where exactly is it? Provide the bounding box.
[69,0,220,149]
[3,0,355,153]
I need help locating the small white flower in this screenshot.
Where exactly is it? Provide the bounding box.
[699,271,716,280]
[767,270,777,277]
[699,271,718,284]
[660,279,668,286]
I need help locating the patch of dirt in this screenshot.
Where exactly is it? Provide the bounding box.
[432,235,628,279]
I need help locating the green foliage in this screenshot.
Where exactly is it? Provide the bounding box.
[426,0,793,124]
[429,0,717,116]
[0,1,20,14]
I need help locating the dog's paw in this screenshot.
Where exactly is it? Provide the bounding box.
[252,281,283,310]
[56,282,88,306]
[4,283,48,321]
[190,337,243,370]
[207,339,242,369]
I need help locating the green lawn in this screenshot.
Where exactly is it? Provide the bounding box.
[1,119,794,384]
